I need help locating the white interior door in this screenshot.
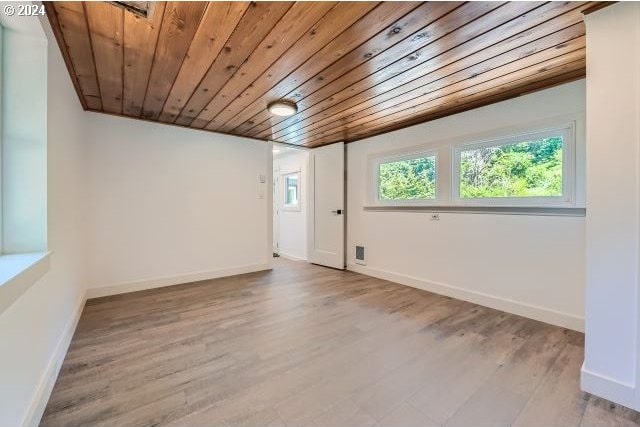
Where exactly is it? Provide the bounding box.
[308,142,345,269]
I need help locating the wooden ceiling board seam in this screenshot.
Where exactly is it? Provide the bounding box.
[84,1,125,114]
[298,55,585,146]
[82,2,104,111]
[296,4,584,145]
[43,2,89,110]
[246,1,474,139]
[208,1,383,133]
[337,68,587,146]
[225,1,426,135]
[251,1,514,140]
[304,67,585,147]
[137,2,167,118]
[157,1,251,123]
[267,1,584,142]
[284,43,585,144]
[291,51,586,143]
[191,1,340,130]
[278,27,586,143]
[122,2,167,116]
[273,2,556,140]
[162,0,266,126]
[51,2,103,108]
[172,2,295,127]
[46,1,597,148]
[140,1,209,120]
[268,1,568,141]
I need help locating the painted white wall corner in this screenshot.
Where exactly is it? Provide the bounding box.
[582,1,640,411]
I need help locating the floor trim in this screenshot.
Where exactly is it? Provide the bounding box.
[347,263,584,332]
[581,365,639,411]
[86,263,272,299]
[277,251,307,262]
[22,295,85,427]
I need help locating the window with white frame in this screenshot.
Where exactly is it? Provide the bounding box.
[371,151,437,205]
[453,125,575,206]
[367,122,578,209]
[283,172,300,210]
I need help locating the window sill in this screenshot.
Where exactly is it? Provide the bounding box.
[363,205,586,216]
[0,252,51,315]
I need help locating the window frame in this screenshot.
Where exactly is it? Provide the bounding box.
[369,148,439,207]
[282,171,301,211]
[451,123,576,207]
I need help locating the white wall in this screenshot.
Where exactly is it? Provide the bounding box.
[347,81,586,331]
[0,19,87,427]
[582,2,640,411]
[83,114,271,296]
[274,149,308,260]
[1,11,273,426]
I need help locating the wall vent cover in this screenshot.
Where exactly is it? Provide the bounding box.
[355,246,365,265]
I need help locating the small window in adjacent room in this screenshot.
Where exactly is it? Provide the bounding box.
[283,172,300,210]
[453,125,575,206]
[373,151,437,205]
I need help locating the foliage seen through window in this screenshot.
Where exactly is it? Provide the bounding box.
[379,156,436,201]
[460,136,563,198]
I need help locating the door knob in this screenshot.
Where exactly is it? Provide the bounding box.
[331,209,343,215]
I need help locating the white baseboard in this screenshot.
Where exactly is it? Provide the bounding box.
[581,365,639,410]
[347,263,584,332]
[277,251,307,262]
[22,295,85,427]
[86,263,272,299]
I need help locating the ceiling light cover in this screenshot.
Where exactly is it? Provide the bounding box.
[268,100,298,117]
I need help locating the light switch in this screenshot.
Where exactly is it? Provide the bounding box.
[259,174,266,183]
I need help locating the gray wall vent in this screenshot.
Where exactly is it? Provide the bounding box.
[355,246,365,265]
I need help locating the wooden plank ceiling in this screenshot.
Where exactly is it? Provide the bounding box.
[46,1,595,148]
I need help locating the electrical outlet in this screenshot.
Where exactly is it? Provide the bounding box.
[430,213,440,220]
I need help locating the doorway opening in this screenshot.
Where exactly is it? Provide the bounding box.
[272,145,309,261]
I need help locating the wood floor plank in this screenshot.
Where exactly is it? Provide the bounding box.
[513,343,588,427]
[40,259,640,427]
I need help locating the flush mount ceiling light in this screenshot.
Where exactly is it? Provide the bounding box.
[267,100,298,117]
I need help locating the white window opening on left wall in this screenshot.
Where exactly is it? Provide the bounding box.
[0,14,50,314]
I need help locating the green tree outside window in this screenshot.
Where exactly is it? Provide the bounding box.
[460,137,563,198]
[379,156,436,200]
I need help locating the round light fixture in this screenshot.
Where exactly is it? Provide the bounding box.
[267,100,297,117]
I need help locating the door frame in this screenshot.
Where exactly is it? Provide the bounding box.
[307,142,346,269]
[271,142,311,264]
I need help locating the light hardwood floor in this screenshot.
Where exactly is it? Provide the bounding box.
[41,259,640,427]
